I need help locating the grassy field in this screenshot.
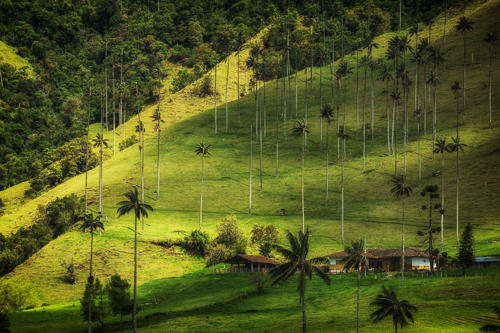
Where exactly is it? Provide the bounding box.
[9,268,500,332]
[0,40,33,75]
[1,0,500,330]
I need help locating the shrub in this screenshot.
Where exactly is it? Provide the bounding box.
[171,69,195,93]
[119,135,138,151]
[105,274,132,322]
[250,224,279,257]
[0,278,38,312]
[80,277,107,327]
[195,75,213,97]
[182,230,210,257]
[214,215,247,254]
[252,272,270,295]
[62,261,76,285]
[206,243,230,267]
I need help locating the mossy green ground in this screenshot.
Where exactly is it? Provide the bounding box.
[1,0,500,331]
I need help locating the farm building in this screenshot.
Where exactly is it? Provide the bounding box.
[221,254,281,273]
[325,247,434,273]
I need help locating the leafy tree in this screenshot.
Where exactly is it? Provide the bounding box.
[458,222,474,274]
[206,243,230,267]
[194,142,211,229]
[370,286,417,333]
[105,274,132,322]
[62,260,76,285]
[293,120,309,233]
[390,175,412,284]
[214,215,247,255]
[80,277,106,329]
[116,187,153,333]
[182,230,210,257]
[270,228,330,333]
[0,278,38,312]
[250,224,279,257]
[344,239,368,333]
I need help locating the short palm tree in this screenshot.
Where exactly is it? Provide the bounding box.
[446,136,466,243]
[270,228,330,333]
[344,239,368,333]
[337,127,349,244]
[433,138,448,252]
[485,32,497,128]
[293,121,309,232]
[80,212,104,333]
[116,187,153,333]
[370,286,417,333]
[92,133,109,216]
[390,175,412,285]
[456,16,473,113]
[195,142,212,230]
[321,105,334,205]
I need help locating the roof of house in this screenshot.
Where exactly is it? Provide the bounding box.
[475,256,500,262]
[324,247,429,259]
[225,254,281,265]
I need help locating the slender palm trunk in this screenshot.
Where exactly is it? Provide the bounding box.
[456,95,460,243]
[301,133,305,233]
[356,269,360,333]
[362,63,367,171]
[443,0,447,45]
[133,213,138,333]
[301,270,307,333]
[463,33,466,115]
[423,63,427,135]
[259,113,263,191]
[88,228,94,333]
[112,68,116,155]
[325,122,329,205]
[386,81,390,153]
[356,49,359,129]
[402,196,405,285]
[120,49,124,139]
[157,72,161,200]
[370,63,375,142]
[237,51,241,124]
[441,153,445,252]
[295,71,298,117]
[428,193,435,274]
[417,120,421,181]
[264,80,267,137]
[225,57,229,132]
[488,44,493,128]
[200,155,204,229]
[341,137,345,245]
[105,44,108,131]
[276,79,279,177]
[320,64,323,145]
[85,88,91,214]
[214,64,217,135]
[305,68,308,148]
[249,126,252,214]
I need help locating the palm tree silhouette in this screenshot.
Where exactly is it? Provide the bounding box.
[484,32,498,128]
[447,136,466,243]
[293,121,309,232]
[344,239,368,333]
[370,286,417,333]
[116,187,153,333]
[456,16,473,113]
[270,228,330,333]
[80,212,104,333]
[321,104,334,205]
[195,142,212,229]
[433,138,448,252]
[390,175,412,285]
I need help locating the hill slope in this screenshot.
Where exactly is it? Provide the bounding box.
[1,0,500,314]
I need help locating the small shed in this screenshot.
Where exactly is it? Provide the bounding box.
[472,256,500,269]
[223,254,281,273]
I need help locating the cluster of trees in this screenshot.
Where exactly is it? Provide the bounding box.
[0,195,85,276]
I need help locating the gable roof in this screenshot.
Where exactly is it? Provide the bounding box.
[324,247,429,259]
[225,254,281,265]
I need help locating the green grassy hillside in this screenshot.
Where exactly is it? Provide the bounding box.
[1,0,500,327]
[0,40,32,75]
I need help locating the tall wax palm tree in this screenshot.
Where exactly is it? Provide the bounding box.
[338,127,349,244]
[456,16,473,114]
[249,126,253,214]
[409,23,420,113]
[321,104,334,204]
[293,121,309,232]
[92,133,109,217]
[135,118,146,235]
[379,61,393,153]
[485,32,497,128]
[151,108,164,201]
[360,55,370,170]
[390,90,401,176]
[80,213,104,333]
[447,136,466,243]
[401,67,412,177]
[390,175,412,285]
[195,142,211,229]
[344,239,368,333]
[84,86,92,214]
[270,228,330,333]
[371,286,417,333]
[427,71,440,147]
[116,187,153,333]
[433,138,447,251]
[367,37,379,141]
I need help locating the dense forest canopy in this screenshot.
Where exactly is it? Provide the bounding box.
[0,0,452,190]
